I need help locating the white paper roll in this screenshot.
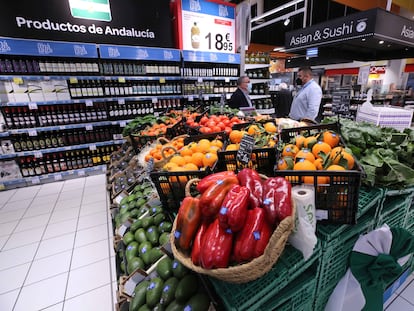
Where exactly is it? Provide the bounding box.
[291,185,316,230]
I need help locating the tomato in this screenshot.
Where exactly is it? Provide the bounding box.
[200,116,209,125]
[212,126,222,133]
[216,122,226,130]
[224,127,232,135]
[206,121,216,128]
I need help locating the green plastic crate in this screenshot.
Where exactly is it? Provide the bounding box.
[314,213,374,311]
[256,267,318,311]
[375,195,412,229]
[209,243,321,311]
[382,185,414,197]
[357,186,384,219]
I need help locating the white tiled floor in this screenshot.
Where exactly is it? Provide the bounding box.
[0,174,413,310]
[0,175,116,311]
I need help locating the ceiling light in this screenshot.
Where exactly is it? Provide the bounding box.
[361,38,366,41]
[379,40,384,44]
[284,18,290,26]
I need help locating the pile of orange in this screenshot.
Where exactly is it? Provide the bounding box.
[162,138,224,173]
[144,137,185,163]
[277,130,355,185]
[140,117,179,136]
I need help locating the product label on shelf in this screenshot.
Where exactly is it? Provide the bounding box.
[31,176,40,184]
[181,0,236,54]
[85,100,93,107]
[54,174,62,181]
[89,144,97,150]
[77,170,85,176]
[99,44,180,62]
[182,50,240,64]
[28,129,38,136]
[237,134,255,165]
[0,37,98,58]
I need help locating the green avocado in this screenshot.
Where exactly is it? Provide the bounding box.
[134,228,148,244]
[175,274,199,303]
[171,259,189,279]
[183,292,211,311]
[123,231,135,246]
[125,241,139,261]
[146,226,160,246]
[146,277,164,308]
[159,276,179,306]
[129,280,149,311]
[127,256,145,275]
[156,257,173,281]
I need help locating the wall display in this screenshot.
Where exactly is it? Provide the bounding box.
[0,0,174,47]
[180,0,236,53]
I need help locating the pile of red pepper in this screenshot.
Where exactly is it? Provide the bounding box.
[174,169,292,269]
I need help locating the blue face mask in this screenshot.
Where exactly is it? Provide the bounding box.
[247,82,252,93]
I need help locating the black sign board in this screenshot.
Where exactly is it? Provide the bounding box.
[331,89,351,115]
[236,134,255,165]
[0,0,174,48]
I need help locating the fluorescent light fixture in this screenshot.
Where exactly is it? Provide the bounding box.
[379,40,385,44]
[361,38,366,41]
[284,18,290,26]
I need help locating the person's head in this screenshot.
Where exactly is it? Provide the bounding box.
[237,75,251,92]
[296,66,313,86]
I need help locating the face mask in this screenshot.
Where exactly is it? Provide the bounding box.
[247,82,252,92]
[296,78,303,86]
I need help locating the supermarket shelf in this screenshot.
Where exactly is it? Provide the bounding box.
[0,131,9,138]
[5,120,133,135]
[183,94,223,100]
[0,75,182,81]
[0,164,107,191]
[250,94,271,100]
[0,139,125,160]
[256,108,275,115]
[0,95,183,107]
[182,76,238,81]
[250,79,270,84]
[245,64,270,70]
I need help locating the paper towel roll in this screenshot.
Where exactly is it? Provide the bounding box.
[291,186,316,230]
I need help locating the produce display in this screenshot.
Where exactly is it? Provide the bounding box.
[325,117,414,188]
[185,114,246,134]
[173,169,293,269]
[225,121,278,150]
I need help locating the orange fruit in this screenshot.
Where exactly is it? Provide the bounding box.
[303,136,317,149]
[210,139,223,149]
[329,146,344,160]
[162,162,178,171]
[337,151,355,170]
[191,152,205,168]
[183,155,193,164]
[183,163,199,171]
[208,145,221,154]
[326,164,346,182]
[188,142,199,153]
[295,149,315,163]
[229,130,245,144]
[247,124,261,136]
[264,122,277,133]
[312,141,332,158]
[321,130,340,148]
[277,157,294,170]
[293,159,316,171]
[314,158,324,170]
[303,175,329,185]
[197,139,212,153]
[180,146,193,157]
[295,135,306,149]
[169,155,186,166]
[282,144,299,157]
[202,152,218,168]
[226,143,239,151]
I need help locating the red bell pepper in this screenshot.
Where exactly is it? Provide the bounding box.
[232,207,272,263]
[191,220,210,266]
[237,168,263,208]
[200,218,233,269]
[199,175,239,218]
[196,171,236,194]
[262,177,292,226]
[174,196,202,251]
[218,184,249,232]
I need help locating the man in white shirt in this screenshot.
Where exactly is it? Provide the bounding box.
[289,66,322,121]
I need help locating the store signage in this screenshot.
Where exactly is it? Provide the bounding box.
[180,0,236,53]
[285,9,377,51]
[369,66,386,74]
[0,0,174,47]
[182,50,240,63]
[100,45,181,62]
[0,37,98,58]
[375,9,414,46]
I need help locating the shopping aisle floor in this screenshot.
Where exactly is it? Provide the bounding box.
[0,174,414,310]
[0,174,116,311]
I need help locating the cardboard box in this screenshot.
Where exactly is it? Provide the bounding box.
[27,81,45,102]
[54,80,71,101]
[40,80,57,101]
[11,81,29,102]
[0,81,15,103]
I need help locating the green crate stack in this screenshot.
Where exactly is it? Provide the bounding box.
[209,243,321,311]
[314,212,375,311]
[357,187,384,219]
[375,194,412,229]
[256,266,318,311]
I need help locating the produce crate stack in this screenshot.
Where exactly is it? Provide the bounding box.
[375,193,413,229]
[313,187,383,310]
[208,243,321,311]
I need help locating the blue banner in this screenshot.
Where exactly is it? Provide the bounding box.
[0,37,98,58]
[182,50,240,63]
[99,45,181,62]
[181,0,235,19]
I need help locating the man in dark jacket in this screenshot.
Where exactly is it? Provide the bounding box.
[228,75,252,109]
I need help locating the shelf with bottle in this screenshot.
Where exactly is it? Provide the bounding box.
[244,52,270,66]
[0,139,124,160]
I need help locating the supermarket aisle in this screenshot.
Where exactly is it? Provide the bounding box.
[0,174,116,311]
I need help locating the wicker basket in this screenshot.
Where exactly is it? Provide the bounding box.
[170,177,296,284]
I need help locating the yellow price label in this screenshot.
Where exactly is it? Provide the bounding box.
[159,77,166,84]
[69,77,78,84]
[118,77,126,83]
[0,184,5,191]
[13,77,24,84]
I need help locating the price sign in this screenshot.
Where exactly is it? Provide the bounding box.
[0,184,5,191]
[31,177,40,184]
[119,121,126,128]
[85,100,93,107]
[69,77,78,84]
[181,0,235,53]
[28,129,38,136]
[118,77,126,83]
[78,170,85,176]
[54,174,63,181]
[159,77,166,84]
[85,125,93,131]
[13,77,24,84]
[118,99,125,105]
[151,97,158,104]
[34,151,43,158]
[28,103,38,110]
[236,134,255,165]
[89,144,97,150]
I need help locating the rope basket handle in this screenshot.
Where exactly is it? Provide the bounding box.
[156,136,170,145]
[160,145,178,160]
[171,134,189,142]
[185,178,201,197]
